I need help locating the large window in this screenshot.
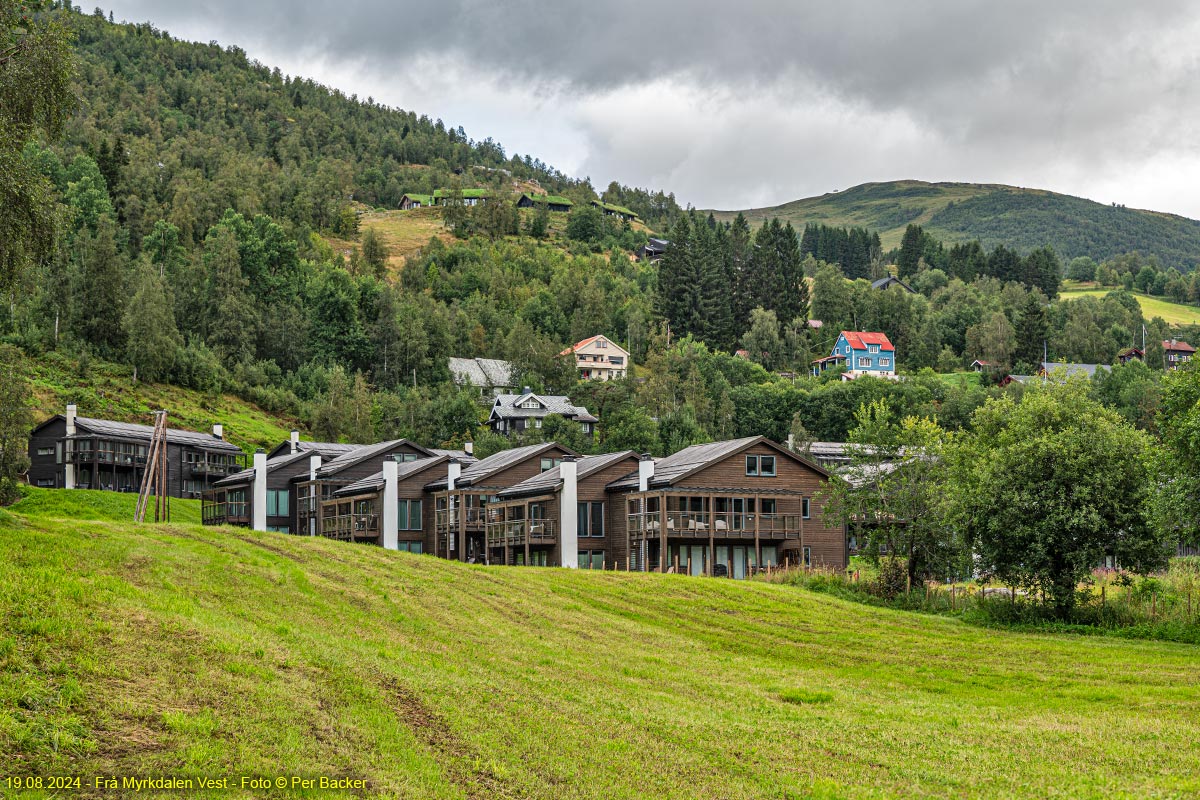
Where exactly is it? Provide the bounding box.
[802,498,811,519]
[267,489,290,517]
[857,357,872,368]
[745,455,776,477]
[398,499,423,531]
[398,541,424,554]
[578,550,605,569]
[540,457,562,472]
[578,502,605,537]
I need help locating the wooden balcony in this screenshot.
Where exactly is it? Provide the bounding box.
[434,506,487,532]
[322,513,379,541]
[202,501,249,526]
[626,511,804,540]
[486,518,558,547]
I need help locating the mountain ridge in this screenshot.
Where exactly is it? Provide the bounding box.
[708,180,1200,270]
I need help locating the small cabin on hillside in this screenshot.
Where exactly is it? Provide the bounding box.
[1117,347,1144,365]
[871,276,916,294]
[589,200,639,222]
[399,193,433,210]
[449,356,515,396]
[516,193,574,212]
[433,188,492,207]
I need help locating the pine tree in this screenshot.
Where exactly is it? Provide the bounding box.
[728,213,753,337]
[1014,290,1048,368]
[123,260,182,382]
[897,224,924,279]
[701,222,735,351]
[776,221,808,324]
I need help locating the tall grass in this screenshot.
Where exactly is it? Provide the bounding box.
[760,559,1200,643]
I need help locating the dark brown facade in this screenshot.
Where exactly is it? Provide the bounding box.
[609,438,845,578]
[28,411,243,499]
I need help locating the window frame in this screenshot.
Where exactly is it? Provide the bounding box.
[745,455,759,476]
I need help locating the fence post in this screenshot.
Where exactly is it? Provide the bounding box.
[1101,583,1106,608]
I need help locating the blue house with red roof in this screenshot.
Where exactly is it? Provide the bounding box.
[812,331,896,379]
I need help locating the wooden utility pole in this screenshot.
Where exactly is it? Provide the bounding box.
[135,411,170,523]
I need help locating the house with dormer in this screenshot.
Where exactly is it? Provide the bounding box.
[487,390,597,436]
[1164,339,1195,370]
[813,331,896,379]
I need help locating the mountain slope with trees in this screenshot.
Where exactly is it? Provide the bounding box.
[710,180,1200,271]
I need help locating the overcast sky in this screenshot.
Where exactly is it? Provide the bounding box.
[104,1,1200,217]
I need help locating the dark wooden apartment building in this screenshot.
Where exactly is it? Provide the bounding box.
[322,454,456,553]
[425,442,575,563]
[201,436,362,533]
[485,451,642,568]
[610,436,843,577]
[28,405,244,498]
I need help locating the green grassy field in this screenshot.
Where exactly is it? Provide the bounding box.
[3,492,1200,798]
[23,351,301,455]
[935,371,983,388]
[1058,284,1200,326]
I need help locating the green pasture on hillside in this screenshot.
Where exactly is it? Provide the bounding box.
[2,491,1199,798]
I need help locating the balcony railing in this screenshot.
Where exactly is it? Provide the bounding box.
[486,518,558,547]
[202,501,249,526]
[322,513,379,540]
[188,461,241,476]
[434,506,487,531]
[627,511,804,539]
[67,450,145,466]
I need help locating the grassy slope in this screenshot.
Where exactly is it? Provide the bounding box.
[1058,284,1200,326]
[24,352,301,455]
[708,180,1200,267]
[4,494,1200,798]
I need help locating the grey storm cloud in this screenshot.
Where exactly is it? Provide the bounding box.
[105,1,1200,214]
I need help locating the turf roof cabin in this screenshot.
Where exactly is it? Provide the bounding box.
[425,442,576,563]
[27,404,243,498]
[516,193,574,212]
[201,433,363,533]
[433,188,492,207]
[611,436,844,578]
[486,451,642,568]
[323,454,462,553]
[589,199,639,222]
[399,193,433,210]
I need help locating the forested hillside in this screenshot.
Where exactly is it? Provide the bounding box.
[6,4,1198,463]
[711,180,1200,270]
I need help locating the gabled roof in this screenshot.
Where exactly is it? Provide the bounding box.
[520,192,574,207]
[400,193,433,204]
[34,414,244,454]
[871,276,916,293]
[489,393,593,421]
[606,436,831,491]
[838,331,895,352]
[433,188,491,199]
[1040,362,1110,379]
[498,451,638,499]
[590,199,638,218]
[425,442,574,491]
[266,439,362,460]
[449,356,514,388]
[332,455,451,498]
[561,335,628,356]
[314,439,434,479]
[217,441,368,487]
[1164,339,1196,353]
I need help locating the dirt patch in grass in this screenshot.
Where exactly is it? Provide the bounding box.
[385,678,520,799]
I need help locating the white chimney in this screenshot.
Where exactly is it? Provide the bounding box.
[382,460,398,551]
[308,455,322,535]
[559,456,579,568]
[447,459,461,491]
[65,404,78,489]
[463,440,474,456]
[212,423,223,440]
[252,451,268,532]
[638,454,654,493]
[289,430,299,454]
